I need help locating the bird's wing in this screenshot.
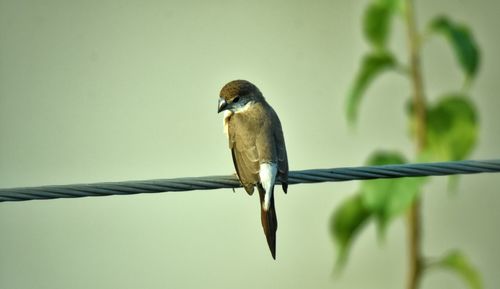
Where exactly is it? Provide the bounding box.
[228,116,260,195]
[270,108,289,193]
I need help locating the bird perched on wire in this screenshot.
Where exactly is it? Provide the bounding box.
[217,80,288,259]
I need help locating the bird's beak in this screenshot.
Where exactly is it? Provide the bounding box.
[217,97,228,113]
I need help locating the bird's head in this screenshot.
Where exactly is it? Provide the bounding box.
[217,80,263,113]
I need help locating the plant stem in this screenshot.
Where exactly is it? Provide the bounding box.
[406,200,422,289]
[404,0,427,289]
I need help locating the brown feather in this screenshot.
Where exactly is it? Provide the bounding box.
[231,148,255,194]
[228,106,263,194]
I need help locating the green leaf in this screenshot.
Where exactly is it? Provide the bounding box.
[363,1,393,49]
[330,194,371,269]
[424,95,478,161]
[429,16,480,81]
[347,52,396,124]
[363,177,424,234]
[365,150,406,165]
[360,151,425,234]
[428,250,482,289]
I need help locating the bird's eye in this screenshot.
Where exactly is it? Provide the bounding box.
[233,96,240,103]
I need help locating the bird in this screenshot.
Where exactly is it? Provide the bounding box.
[217,80,288,259]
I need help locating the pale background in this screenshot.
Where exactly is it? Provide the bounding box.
[1,0,499,288]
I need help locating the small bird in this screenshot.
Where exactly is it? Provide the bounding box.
[217,80,288,259]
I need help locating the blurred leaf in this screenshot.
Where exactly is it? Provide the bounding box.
[365,150,405,165]
[363,1,392,49]
[427,250,482,289]
[330,194,371,269]
[360,151,425,234]
[347,52,396,124]
[363,0,402,48]
[363,177,424,235]
[424,95,478,161]
[429,16,480,81]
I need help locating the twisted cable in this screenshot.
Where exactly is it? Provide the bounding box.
[1,159,499,202]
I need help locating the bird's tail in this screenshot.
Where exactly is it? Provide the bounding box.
[258,184,277,259]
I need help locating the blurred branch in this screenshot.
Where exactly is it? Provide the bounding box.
[404,0,427,288]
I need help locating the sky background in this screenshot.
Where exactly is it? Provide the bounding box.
[1,0,499,288]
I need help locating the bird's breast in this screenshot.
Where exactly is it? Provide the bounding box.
[223,110,233,136]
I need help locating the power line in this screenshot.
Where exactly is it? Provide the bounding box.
[0,159,499,202]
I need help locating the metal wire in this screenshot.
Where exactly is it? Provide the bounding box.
[0,159,499,202]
